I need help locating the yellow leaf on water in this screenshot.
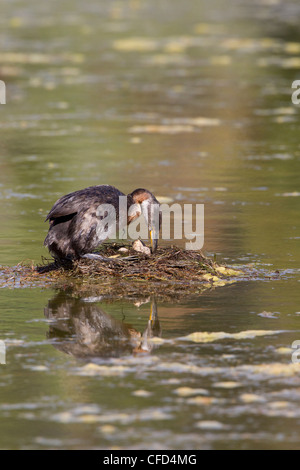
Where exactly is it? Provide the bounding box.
[99,425,116,434]
[281,192,300,197]
[274,107,296,115]
[269,401,289,409]
[174,387,208,397]
[29,365,48,371]
[132,389,152,397]
[275,347,292,355]
[212,280,227,287]
[215,266,243,276]
[79,414,101,423]
[210,55,232,66]
[281,57,300,68]
[202,274,213,280]
[177,117,221,127]
[130,137,142,144]
[240,362,300,377]
[193,23,224,35]
[184,329,284,343]
[128,124,195,134]
[186,396,215,405]
[78,363,130,376]
[0,52,84,64]
[145,54,186,66]
[213,381,241,389]
[240,393,265,403]
[10,17,24,28]
[113,38,158,52]
[163,42,186,53]
[284,42,300,54]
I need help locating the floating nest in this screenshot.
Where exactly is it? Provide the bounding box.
[33,242,243,298]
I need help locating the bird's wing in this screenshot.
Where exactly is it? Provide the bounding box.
[45,185,125,221]
[45,191,86,220]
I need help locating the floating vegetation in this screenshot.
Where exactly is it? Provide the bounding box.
[128,124,195,134]
[280,191,300,197]
[113,37,158,52]
[1,244,244,297]
[40,243,243,292]
[182,329,286,343]
[128,117,221,135]
[0,52,84,65]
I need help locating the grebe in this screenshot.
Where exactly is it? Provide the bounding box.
[44,185,160,261]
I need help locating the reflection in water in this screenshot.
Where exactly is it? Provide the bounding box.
[44,291,161,359]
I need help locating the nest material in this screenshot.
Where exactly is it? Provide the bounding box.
[0,244,244,298]
[34,242,243,298]
[73,244,217,282]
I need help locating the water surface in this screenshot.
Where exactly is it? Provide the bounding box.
[0,0,300,450]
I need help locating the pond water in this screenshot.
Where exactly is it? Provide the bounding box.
[0,0,300,450]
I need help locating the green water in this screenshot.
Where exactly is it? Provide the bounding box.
[1,0,300,450]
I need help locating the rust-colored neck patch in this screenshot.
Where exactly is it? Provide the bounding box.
[130,188,150,204]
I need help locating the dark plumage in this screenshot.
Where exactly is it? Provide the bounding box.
[44,184,160,261]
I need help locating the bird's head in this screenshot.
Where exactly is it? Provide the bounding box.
[128,188,161,253]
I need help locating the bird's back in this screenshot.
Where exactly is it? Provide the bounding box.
[45,185,125,221]
[44,185,126,260]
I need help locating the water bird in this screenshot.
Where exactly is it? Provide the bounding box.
[44,184,160,262]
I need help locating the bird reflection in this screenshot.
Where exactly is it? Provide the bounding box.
[44,291,161,359]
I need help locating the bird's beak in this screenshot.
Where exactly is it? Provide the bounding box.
[149,227,158,253]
